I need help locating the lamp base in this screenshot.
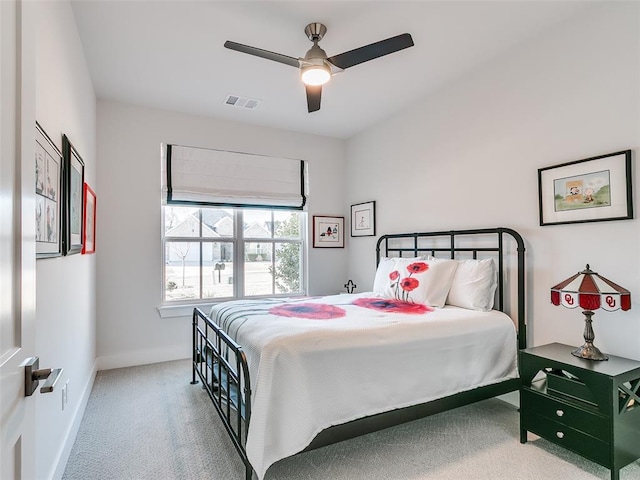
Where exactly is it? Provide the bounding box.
[572,310,608,361]
[572,342,609,361]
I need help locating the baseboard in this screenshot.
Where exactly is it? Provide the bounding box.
[51,359,98,480]
[96,344,190,371]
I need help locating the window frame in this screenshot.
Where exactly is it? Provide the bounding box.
[161,207,306,307]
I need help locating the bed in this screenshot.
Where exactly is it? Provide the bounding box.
[191,227,526,480]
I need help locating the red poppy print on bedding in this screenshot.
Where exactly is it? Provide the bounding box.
[400,277,419,292]
[407,262,429,274]
[353,297,432,314]
[269,303,346,320]
[387,261,429,302]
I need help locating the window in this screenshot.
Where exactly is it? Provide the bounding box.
[163,206,305,303]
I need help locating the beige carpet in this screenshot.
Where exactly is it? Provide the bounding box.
[63,359,640,479]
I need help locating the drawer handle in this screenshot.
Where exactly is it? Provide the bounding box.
[556,431,565,439]
[556,409,564,417]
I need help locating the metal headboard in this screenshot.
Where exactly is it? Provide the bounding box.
[376,227,526,350]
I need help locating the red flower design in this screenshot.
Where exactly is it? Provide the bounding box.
[407,262,429,274]
[389,270,400,280]
[353,297,432,314]
[269,303,346,320]
[400,277,419,292]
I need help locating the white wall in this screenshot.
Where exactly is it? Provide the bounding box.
[28,1,638,477]
[34,1,97,479]
[96,101,347,368]
[346,2,640,360]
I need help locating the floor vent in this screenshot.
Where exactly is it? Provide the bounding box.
[224,94,261,110]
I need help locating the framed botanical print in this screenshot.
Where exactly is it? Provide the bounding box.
[36,122,63,258]
[82,183,96,254]
[62,135,85,255]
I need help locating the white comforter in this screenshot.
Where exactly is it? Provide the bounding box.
[210,293,518,479]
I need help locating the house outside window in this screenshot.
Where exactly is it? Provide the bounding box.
[163,206,305,303]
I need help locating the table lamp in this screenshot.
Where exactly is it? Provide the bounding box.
[550,264,630,361]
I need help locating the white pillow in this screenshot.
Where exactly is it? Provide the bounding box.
[372,256,424,293]
[374,256,458,307]
[446,258,497,311]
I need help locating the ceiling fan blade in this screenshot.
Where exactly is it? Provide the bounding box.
[327,33,414,69]
[306,85,322,113]
[224,41,301,68]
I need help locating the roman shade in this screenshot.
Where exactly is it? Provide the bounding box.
[161,144,306,209]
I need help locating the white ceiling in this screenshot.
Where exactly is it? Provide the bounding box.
[70,1,592,139]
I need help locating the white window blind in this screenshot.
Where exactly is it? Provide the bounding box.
[161,144,306,209]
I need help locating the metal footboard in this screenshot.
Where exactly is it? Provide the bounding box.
[192,307,253,480]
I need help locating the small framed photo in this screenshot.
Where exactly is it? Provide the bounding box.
[82,183,96,254]
[313,215,344,248]
[351,201,376,237]
[36,122,63,258]
[62,135,85,255]
[538,150,633,226]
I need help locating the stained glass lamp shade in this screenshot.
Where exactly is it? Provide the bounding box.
[551,264,631,361]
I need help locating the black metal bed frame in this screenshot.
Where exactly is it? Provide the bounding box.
[192,227,526,480]
[191,308,252,477]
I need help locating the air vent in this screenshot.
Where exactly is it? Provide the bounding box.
[224,94,261,110]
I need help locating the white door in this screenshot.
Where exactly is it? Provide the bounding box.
[1,1,37,478]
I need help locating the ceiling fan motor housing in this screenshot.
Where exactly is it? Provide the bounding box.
[304,44,328,62]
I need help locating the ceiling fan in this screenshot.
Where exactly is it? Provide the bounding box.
[224,23,414,113]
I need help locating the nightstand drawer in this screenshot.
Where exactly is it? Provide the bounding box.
[521,389,609,440]
[522,410,610,468]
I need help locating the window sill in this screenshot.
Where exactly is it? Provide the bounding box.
[157,303,214,319]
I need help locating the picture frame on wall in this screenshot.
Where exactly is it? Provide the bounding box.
[36,122,63,258]
[538,150,633,226]
[312,215,344,248]
[351,201,376,237]
[62,134,85,255]
[82,183,96,254]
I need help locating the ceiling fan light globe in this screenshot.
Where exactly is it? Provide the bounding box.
[301,65,331,86]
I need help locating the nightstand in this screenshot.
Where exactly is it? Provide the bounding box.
[519,343,640,480]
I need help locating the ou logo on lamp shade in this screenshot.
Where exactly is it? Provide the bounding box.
[550,264,631,312]
[601,293,624,312]
[560,292,579,309]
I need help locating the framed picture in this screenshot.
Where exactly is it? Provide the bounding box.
[538,150,633,226]
[351,201,376,237]
[62,135,85,255]
[36,122,63,258]
[313,215,344,248]
[82,183,96,254]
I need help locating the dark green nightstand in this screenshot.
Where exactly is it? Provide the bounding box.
[519,343,640,480]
